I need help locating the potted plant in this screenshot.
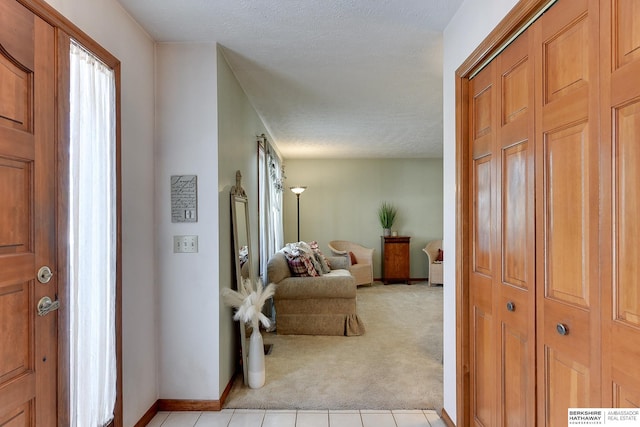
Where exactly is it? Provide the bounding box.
[378,202,397,236]
[221,277,276,389]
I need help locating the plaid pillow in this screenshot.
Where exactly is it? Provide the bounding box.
[284,252,319,277]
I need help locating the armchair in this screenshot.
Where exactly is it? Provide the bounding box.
[328,240,374,286]
[422,239,443,286]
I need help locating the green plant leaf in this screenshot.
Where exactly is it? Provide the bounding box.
[377,202,397,228]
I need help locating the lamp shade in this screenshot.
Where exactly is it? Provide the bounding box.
[290,186,307,195]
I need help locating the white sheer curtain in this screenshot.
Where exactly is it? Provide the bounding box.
[69,40,116,427]
[259,137,284,285]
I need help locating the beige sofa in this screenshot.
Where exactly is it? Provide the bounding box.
[267,252,365,336]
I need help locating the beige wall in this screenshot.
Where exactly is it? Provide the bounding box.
[283,158,443,279]
[155,42,221,399]
[154,43,272,402]
[216,47,274,393]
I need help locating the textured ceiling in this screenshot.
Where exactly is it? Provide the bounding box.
[116,0,463,158]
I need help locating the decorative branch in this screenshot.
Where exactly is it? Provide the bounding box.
[222,277,276,331]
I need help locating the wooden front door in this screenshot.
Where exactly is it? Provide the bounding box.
[0,0,58,425]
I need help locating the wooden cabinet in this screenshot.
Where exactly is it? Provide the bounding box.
[381,236,410,284]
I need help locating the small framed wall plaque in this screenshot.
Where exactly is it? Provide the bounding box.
[171,175,198,223]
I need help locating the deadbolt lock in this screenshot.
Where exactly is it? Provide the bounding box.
[37,266,53,284]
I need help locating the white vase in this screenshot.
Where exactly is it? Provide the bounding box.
[248,328,265,389]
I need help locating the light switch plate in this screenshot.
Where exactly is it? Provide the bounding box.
[174,235,198,253]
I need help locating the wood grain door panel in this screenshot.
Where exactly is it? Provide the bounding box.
[613,382,640,408]
[496,31,535,427]
[543,122,591,309]
[473,307,495,427]
[501,324,530,425]
[0,158,31,255]
[0,1,57,425]
[470,30,536,426]
[501,141,528,289]
[545,347,590,425]
[601,0,640,409]
[614,0,640,69]
[473,155,493,276]
[543,14,590,105]
[470,62,497,427]
[615,101,640,328]
[536,1,602,423]
[0,53,32,132]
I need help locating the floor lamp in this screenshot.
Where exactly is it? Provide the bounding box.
[290,186,307,242]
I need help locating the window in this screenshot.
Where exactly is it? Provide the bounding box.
[68,40,117,427]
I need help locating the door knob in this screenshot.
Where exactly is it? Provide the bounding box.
[37,296,60,317]
[556,323,569,336]
[37,266,53,284]
[506,301,516,312]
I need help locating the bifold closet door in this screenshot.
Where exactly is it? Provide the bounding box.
[468,30,535,427]
[534,0,602,423]
[467,0,640,425]
[600,0,640,409]
[494,31,536,427]
[469,58,497,427]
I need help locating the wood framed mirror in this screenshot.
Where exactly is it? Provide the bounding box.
[230,170,254,385]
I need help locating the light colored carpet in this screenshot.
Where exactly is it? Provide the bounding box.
[224,282,443,410]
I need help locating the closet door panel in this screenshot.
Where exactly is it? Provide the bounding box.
[613,382,640,408]
[502,58,529,125]
[473,155,493,276]
[473,307,495,426]
[543,17,590,104]
[470,63,497,427]
[545,348,590,424]
[616,101,640,328]
[501,323,529,425]
[496,32,536,427]
[536,0,602,422]
[543,123,591,308]
[614,0,640,69]
[601,0,640,408]
[501,142,527,287]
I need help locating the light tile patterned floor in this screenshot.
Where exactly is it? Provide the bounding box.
[146,409,446,427]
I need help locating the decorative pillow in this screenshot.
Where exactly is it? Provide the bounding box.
[284,252,319,277]
[309,240,331,273]
[295,241,323,275]
[436,248,444,262]
[308,253,323,274]
[313,253,330,274]
[349,251,358,265]
[282,242,320,277]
